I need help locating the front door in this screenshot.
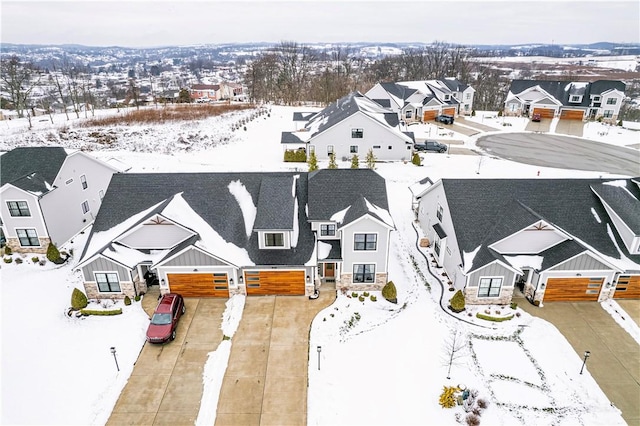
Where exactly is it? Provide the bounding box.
[324,263,335,280]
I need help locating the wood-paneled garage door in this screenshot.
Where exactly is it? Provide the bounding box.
[543,277,603,301]
[244,270,305,296]
[532,108,555,119]
[560,109,584,120]
[423,110,437,121]
[442,107,456,116]
[167,273,229,297]
[614,275,640,299]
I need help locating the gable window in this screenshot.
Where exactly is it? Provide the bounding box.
[373,145,381,149]
[353,264,375,283]
[569,95,582,103]
[264,232,284,247]
[320,224,336,236]
[327,145,334,155]
[354,233,377,251]
[350,145,358,153]
[351,128,364,138]
[7,201,30,217]
[388,146,392,150]
[465,93,471,100]
[81,200,90,214]
[95,272,121,292]
[16,228,39,246]
[65,178,74,185]
[606,98,617,105]
[80,175,88,190]
[405,110,413,119]
[436,204,443,221]
[478,277,503,297]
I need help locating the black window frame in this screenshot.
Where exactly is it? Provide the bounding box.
[353,264,375,283]
[320,224,336,236]
[95,272,121,292]
[478,277,503,297]
[354,233,377,251]
[16,228,39,246]
[264,232,285,247]
[80,174,88,190]
[350,145,358,153]
[81,200,90,214]
[7,201,31,217]
[351,128,364,138]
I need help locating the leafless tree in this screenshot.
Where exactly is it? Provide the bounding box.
[443,327,467,379]
[0,56,41,118]
[50,61,70,120]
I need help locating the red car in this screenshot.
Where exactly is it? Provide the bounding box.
[146,293,185,343]
[531,113,542,122]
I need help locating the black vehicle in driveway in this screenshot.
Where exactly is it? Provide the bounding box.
[435,114,454,124]
[414,140,448,153]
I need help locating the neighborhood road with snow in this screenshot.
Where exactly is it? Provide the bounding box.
[477,133,640,176]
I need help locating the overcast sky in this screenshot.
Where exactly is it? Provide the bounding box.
[2,0,639,47]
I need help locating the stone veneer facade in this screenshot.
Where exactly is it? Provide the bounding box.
[464,286,514,306]
[84,281,136,300]
[5,237,52,255]
[338,272,388,292]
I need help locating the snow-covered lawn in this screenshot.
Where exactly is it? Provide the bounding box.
[1,104,637,425]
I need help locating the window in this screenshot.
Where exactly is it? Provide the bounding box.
[353,264,375,283]
[434,237,441,256]
[592,95,601,102]
[16,229,39,246]
[373,145,381,149]
[465,93,471,100]
[320,224,336,236]
[327,145,334,155]
[80,175,88,190]
[354,233,377,251]
[444,94,451,101]
[95,272,121,292]
[99,190,104,200]
[264,232,284,247]
[81,200,90,214]
[569,95,582,103]
[606,98,617,105]
[405,110,413,119]
[478,277,503,297]
[603,110,613,118]
[350,145,358,153]
[351,128,364,138]
[388,146,392,150]
[436,204,443,221]
[65,178,74,185]
[7,201,30,217]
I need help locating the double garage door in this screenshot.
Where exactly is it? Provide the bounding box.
[560,109,584,120]
[543,277,603,302]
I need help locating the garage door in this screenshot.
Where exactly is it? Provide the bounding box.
[244,270,305,295]
[614,275,640,299]
[560,110,584,120]
[442,107,456,116]
[423,110,437,121]
[532,108,555,119]
[543,277,603,301]
[167,273,229,297]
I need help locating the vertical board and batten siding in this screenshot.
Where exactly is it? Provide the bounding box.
[118,222,193,249]
[340,217,390,275]
[82,257,131,282]
[160,247,228,267]
[547,252,612,271]
[467,262,515,287]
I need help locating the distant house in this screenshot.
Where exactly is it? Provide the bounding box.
[365,79,476,123]
[76,169,395,300]
[0,147,120,254]
[504,80,626,122]
[411,177,640,306]
[190,84,219,102]
[281,92,415,162]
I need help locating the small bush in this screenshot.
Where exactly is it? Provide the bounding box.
[477,398,489,409]
[450,289,465,313]
[283,149,307,162]
[533,299,541,307]
[363,291,369,297]
[476,312,514,322]
[4,246,12,255]
[382,281,397,303]
[31,256,39,263]
[471,110,476,116]
[465,413,481,426]
[46,242,64,264]
[3,257,13,263]
[352,292,358,298]
[222,335,231,341]
[497,110,503,117]
[124,296,132,306]
[14,257,23,264]
[71,288,88,310]
[370,295,377,302]
[412,152,421,166]
[134,295,141,302]
[510,302,518,309]
[439,386,460,408]
[80,308,122,316]
[358,295,365,302]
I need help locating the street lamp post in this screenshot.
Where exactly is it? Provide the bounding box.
[317,346,322,371]
[579,350,590,374]
[110,346,120,372]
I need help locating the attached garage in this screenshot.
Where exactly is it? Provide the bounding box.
[614,275,640,299]
[442,107,456,116]
[423,110,438,121]
[560,109,584,120]
[532,108,555,119]
[543,277,603,301]
[244,270,305,296]
[167,273,229,297]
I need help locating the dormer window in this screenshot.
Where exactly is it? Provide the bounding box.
[320,224,336,236]
[592,95,601,102]
[444,94,451,101]
[569,95,582,103]
[264,232,284,247]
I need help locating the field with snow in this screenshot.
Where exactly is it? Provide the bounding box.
[1,103,638,425]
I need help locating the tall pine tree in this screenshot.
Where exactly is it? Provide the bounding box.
[308,150,319,171]
[350,154,359,169]
[365,149,377,170]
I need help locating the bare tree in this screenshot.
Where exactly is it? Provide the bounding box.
[443,327,467,379]
[50,61,70,120]
[0,56,41,118]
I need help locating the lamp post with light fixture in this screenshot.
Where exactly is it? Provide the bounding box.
[580,350,590,374]
[317,346,322,370]
[110,347,120,372]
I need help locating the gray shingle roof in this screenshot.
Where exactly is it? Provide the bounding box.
[379,82,417,101]
[281,132,305,144]
[1,146,67,193]
[254,176,295,230]
[508,80,626,108]
[591,181,640,233]
[293,112,318,122]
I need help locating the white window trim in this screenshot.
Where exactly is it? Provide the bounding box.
[258,231,290,250]
[15,227,40,247]
[352,263,376,284]
[6,200,31,217]
[353,232,379,252]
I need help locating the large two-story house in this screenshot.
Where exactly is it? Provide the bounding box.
[76,169,395,299]
[0,147,119,253]
[412,177,640,306]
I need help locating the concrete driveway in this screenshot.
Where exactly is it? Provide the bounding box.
[518,300,640,425]
[108,291,227,425]
[215,291,335,426]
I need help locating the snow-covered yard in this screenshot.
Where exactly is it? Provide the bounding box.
[1,104,638,425]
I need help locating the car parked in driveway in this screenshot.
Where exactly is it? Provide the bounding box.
[531,113,542,122]
[146,293,185,343]
[414,140,448,153]
[435,114,454,124]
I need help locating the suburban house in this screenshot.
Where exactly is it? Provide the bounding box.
[365,79,476,123]
[189,82,245,102]
[0,147,120,254]
[76,169,395,299]
[281,92,415,162]
[504,79,626,122]
[411,177,640,306]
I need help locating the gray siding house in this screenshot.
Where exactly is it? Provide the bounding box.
[77,169,395,299]
[412,178,640,306]
[0,147,119,253]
